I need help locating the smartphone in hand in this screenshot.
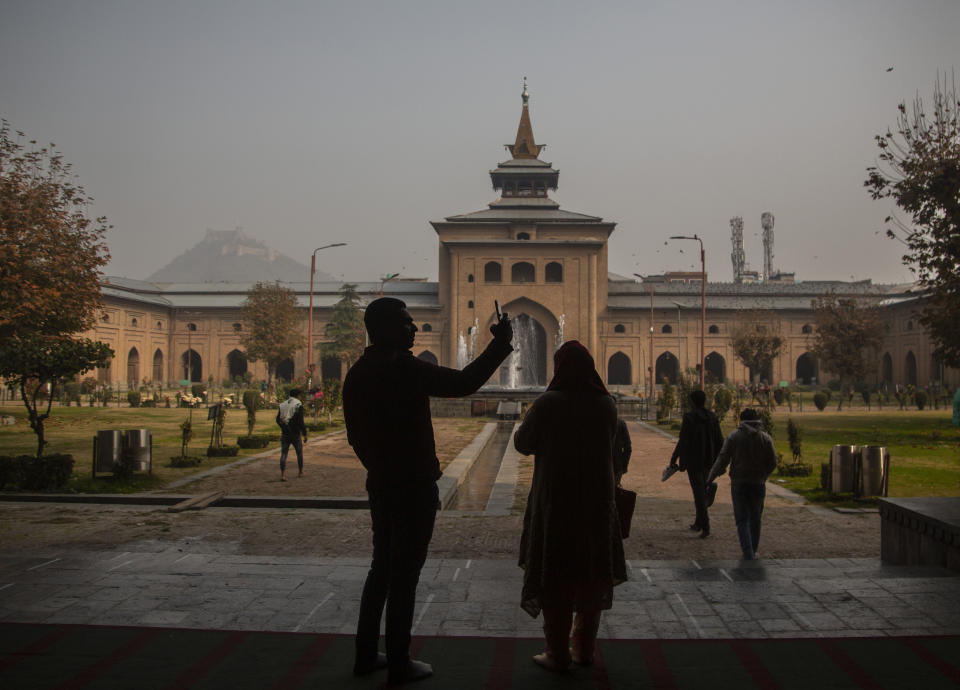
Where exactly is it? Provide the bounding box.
[495,300,503,322]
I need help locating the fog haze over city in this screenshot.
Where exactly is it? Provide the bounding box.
[2,0,957,286]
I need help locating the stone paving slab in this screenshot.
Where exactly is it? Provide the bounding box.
[0,543,957,640]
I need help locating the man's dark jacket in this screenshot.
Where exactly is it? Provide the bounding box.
[343,337,512,486]
[670,407,724,473]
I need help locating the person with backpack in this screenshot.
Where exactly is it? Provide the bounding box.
[276,388,307,482]
[669,390,723,538]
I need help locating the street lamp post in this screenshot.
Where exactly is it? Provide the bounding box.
[307,243,347,389]
[672,301,683,376]
[379,272,399,297]
[634,274,656,408]
[669,235,706,389]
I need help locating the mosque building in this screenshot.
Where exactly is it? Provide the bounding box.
[89,86,955,394]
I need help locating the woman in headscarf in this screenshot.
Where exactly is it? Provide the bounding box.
[514,340,627,671]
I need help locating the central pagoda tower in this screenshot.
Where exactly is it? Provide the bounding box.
[431,82,616,378]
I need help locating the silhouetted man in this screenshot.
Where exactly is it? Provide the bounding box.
[343,297,513,685]
[669,390,723,537]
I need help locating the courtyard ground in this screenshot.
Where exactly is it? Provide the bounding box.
[0,420,878,562]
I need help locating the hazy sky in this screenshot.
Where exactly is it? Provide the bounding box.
[2,1,957,285]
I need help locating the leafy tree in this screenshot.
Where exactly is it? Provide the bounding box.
[240,282,304,383]
[729,312,784,384]
[865,73,960,367]
[321,378,342,424]
[319,283,366,375]
[0,121,110,340]
[809,293,884,410]
[0,122,114,458]
[0,335,112,457]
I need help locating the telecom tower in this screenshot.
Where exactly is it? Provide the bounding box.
[730,216,745,283]
[761,212,775,280]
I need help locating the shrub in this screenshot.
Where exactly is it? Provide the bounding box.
[758,406,774,437]
[242,390,260,436]
[141,399,157,408]
[813,392,829,411]
[914,390,929,410]
[127,391,141,407]
[63,381,81,406]
[787,418,802,462]
[657,381,676,423]
[206,445,239,457]
[237,435,272,449]
[861,390,871,407]
[777,461,813,477]
[773,388,785,405]
[0,456,25,490]
[191,383,205,398]
[305,422,327,433]
[713,387,733,423]
[9,454,75,491]
[169,456,202,467]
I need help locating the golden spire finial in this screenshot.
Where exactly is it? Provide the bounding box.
[522,76,529,107]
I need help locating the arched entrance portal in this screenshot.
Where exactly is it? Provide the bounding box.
[227,349,247,379]
[705,352,726,383]
[796,352,817,385]
[127,348,140,387]
[499,313,548,387]
[656,351,679,384]
[905,351,917,386]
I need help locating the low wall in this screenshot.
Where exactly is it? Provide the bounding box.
[879,497,960,571]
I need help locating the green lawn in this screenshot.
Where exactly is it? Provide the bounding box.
[0,402,343,493]
[761,409,960,504]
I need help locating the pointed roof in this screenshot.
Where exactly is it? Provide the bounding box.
[505,78,543,159]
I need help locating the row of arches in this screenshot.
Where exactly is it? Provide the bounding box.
[881,351,943,387]
[606,351,821,386]
[481,261,562,283]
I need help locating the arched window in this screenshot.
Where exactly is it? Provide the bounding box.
[421,323,432,332]
[708,324,719,334]
[418,351,438,365]
[131,317,138,327]
[795,352,817,385]
[931,353,943,383]
[881,353,893,384]
[607,352,631,385]
[516,232,530,240]
[801,323,813,334]
[276,358,295,383]
[661,324,672,334]
[467,300,474,308]
[156,321,163,330]
[102,314,110,323]
[511,261,536,283]
[614,324,626,334]
[655,352,679,385]
[181,349,202,382]
[545,262,563,283]
[705,352,726,383]
[906,320,914,331]
[127,348,140,386]
[467,274,474,283]
[232,322,242,332]
[484,261,502,283]
[187,322,197,332]
[227,349,247,378]
[152,349,164,383]
[321,356,342,382]
[905,351,917,386]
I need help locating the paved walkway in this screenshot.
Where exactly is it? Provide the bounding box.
[1,543,958,640]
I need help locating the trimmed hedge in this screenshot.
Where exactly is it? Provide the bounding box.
[305,422,327,433]
[237,435,272,449]
[207,445,240,457]
[0,454,74,491]
[169,456,203,467]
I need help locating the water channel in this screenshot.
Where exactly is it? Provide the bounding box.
[449,422,515,511]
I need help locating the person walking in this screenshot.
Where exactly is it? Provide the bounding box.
[343,297,513,685]
[669,390,723,537]
[706,408,778,560]
[276,388,307,481]
[514,340,627,671]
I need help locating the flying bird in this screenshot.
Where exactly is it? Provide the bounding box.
[886,67,894,72]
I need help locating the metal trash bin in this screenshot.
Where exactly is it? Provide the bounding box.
[856,446,889,497]
[124,429,152,473]
[830,445,858,493]
[94,430,123,474]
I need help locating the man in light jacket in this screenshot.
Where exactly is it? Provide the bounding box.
[706,408,778,560]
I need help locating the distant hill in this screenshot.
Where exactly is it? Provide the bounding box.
[145,229,334,283]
